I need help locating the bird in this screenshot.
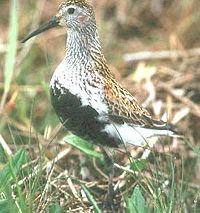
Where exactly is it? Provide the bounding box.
[21,0,177,209]
[21,0,176,148]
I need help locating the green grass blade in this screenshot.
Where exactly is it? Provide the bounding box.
[0,148,26,212]
[50,204,62,213]
[0,187,17,213]
[129,159,147,171]
[0,199,13,213]
[183,138,200,157]
[0,198,17,213]
[127,185,147,213]
[64,135,103,158]
[0,148,26,191]
[4,0,18,93]
[80,184,101,213]
[168,161,175,213]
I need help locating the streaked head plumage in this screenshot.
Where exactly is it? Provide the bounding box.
[59,0,92,9]
[21,0,95,43]
[57,0,95,29]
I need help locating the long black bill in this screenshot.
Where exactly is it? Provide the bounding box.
[21,16,60,43]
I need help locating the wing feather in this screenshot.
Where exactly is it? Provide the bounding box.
[103,76,174,131]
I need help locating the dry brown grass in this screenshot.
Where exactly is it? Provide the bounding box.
[0,0,200,212]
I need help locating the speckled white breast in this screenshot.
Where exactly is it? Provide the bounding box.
[50,58,108,115]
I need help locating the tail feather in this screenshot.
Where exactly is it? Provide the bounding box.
[104,122,180,147]
[151,118,177,131]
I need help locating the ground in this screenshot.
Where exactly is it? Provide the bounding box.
[0,0,200,212]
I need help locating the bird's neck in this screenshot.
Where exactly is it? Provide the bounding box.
[65,26,107,66]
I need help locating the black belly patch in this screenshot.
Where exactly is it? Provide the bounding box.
[50,82,121,147]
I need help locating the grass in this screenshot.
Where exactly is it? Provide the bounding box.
[0,0,200,212]
[0,0,17,128]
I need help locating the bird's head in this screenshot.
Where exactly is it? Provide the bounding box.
[21,0,95,43]
[57,0,94,29]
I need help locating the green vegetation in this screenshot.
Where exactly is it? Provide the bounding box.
[0,0,200,212]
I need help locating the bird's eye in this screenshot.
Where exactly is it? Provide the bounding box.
[67,8,75,14]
